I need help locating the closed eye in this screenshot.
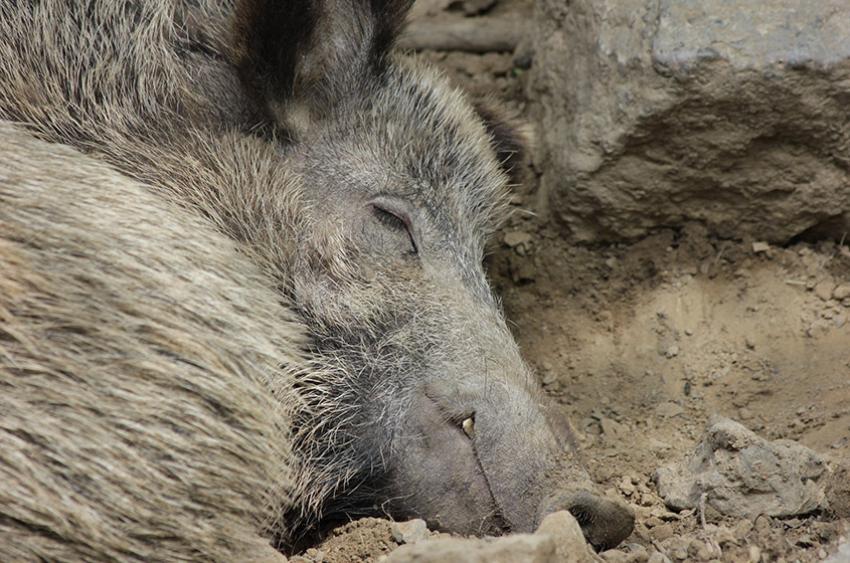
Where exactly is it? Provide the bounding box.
[371,202,418,255]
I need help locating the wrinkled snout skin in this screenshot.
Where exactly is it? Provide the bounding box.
[378,277,636,550]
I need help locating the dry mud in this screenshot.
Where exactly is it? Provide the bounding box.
[291,4,850,561]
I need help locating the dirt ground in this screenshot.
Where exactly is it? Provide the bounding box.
[291,3,850,561]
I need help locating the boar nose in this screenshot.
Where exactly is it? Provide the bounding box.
[539,490,635,552]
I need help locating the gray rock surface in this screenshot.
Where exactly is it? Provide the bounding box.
[390,519,431,545]
[654,416,829,517]
[386,511,599,563]
[530,0,850,243]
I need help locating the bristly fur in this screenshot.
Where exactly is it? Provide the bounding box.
[0,0,528,559]
[473,98,531,186]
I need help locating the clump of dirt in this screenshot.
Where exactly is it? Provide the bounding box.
[289,519,398,563]
[291,0,850,560]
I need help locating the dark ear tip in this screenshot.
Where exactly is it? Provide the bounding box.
[473,99,531,184]
[369,0,416,62]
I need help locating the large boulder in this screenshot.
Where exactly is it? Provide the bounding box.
[530,0,850,243]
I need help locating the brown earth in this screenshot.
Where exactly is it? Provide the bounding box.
[290,3,850,561]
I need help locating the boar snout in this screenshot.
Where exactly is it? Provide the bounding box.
[386,369,634,551]
[538,490,635,552]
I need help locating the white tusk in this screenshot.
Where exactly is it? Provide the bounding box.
[462,416,475,439]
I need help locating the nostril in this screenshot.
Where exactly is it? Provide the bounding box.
[545,490,635,552]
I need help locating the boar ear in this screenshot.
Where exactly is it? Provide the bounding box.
[473,100,530,186]
[233,0,412,134]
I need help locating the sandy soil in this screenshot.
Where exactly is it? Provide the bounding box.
[290,3,850,561]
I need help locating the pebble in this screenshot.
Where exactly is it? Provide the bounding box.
[655,402,685,418]
[503,230,533,248]
[748,546,762,563]
[390,519,429,545]
[665,344,680,358]
[752,241,770,253]
[834,284,850,300]
[815,280,836,301]
[711,525,737,546]
[652,524,674,541]
[619,476,636,496]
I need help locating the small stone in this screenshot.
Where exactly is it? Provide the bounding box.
[711,525,737,546]
[600,550,629,563]
[651,524,674,541]
[655,402,685,418]
[503,230,533,248]
[833,284,850,300]
[815,280,836,301]
[748,546,762,563]
[752,242,770,254]
[689,539,713,561]
[619,476,636,496]
[390,519,429,545]
[668,543,688,561]
[647,553,666,563]
[664,344,680,358]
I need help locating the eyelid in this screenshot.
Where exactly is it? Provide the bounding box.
[369,196,419,255]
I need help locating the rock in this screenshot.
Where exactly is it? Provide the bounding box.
[833,284,850,300]
[531,0,850,243]
[504,230,533,248]
[747,546,762,563]
[654,401,685,418]
[387,511,599,563]
[752,242,771,254]
[651,524,674,542]
[386,534,556,563]
[537,511,602,562]
[654,416,829,517]
[825,461,850,518]
[390,519,430,545]
[815,280,836,302]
